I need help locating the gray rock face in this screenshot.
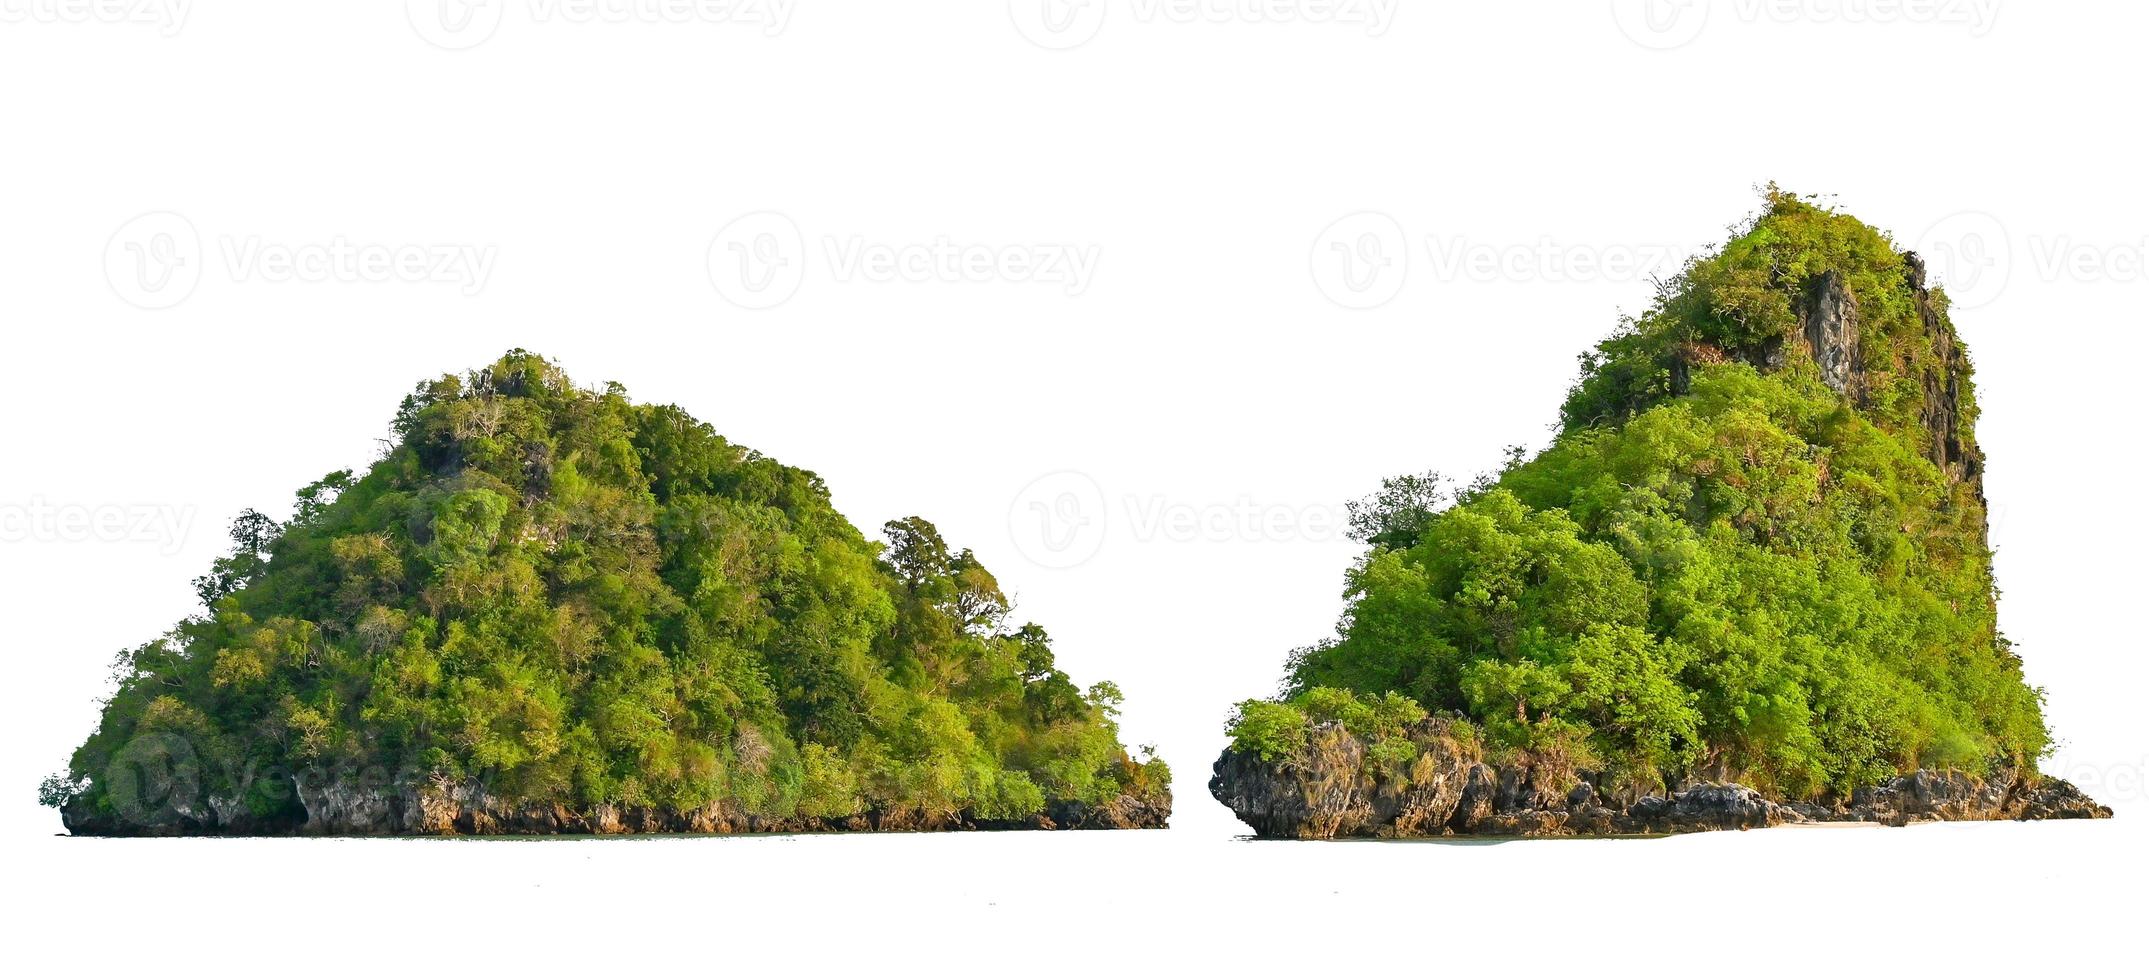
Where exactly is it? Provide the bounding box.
[1209,719,2109,839]
[1208,723,1483,838]
[1847,767,2111,826]
[1799,269,1860,397]
[1900,252,1983,488]
[1648,783,1794,833]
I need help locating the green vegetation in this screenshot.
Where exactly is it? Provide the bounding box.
[1231,189,2048,801]
[50,352,1166,827]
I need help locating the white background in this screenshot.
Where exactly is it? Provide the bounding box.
[3,2,2143,975]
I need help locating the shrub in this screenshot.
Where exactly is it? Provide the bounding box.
[1226,700,1308,762]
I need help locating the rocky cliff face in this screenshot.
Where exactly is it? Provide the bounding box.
[60,770,1169,837]
[1901,253,1984,489]
[1799,269,1861,399]
[1683,255,1984,493]
[1209,719,2109,839]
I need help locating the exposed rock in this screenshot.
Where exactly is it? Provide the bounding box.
[61,768,1169,837]
[1210,718,2109,839]
[1901,252,1984,489]
[2014,777,2112,821]
[1847,765,2111,826]
[1050,788,1174,831]
[1648,783,1798,833]
[1798,269,1860,398]
[1207,722,1480,838]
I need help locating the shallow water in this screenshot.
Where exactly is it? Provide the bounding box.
[18,813,2141,977]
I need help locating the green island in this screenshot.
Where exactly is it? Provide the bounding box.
[46,352,1169,835]
[1211,189,2108,837]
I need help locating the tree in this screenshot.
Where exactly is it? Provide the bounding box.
[1345,471,1448,551]
[192,509,284,607]
[881,517,952,593]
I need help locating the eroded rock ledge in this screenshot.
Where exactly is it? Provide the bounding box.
[60,775,1169,837]
[1209,719,2108,839]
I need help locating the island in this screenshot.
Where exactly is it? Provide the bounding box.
[1211,189,2109,838]
[46,352,1170,835]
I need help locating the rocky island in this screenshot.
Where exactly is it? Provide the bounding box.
[47,352,1169,835]
[1212,189,2109,838]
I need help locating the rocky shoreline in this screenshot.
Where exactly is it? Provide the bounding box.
[60,775,1170,837]
[1210,719,2109,839]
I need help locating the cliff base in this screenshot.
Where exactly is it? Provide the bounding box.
[60,772,1169,837]
[1210,720,2107,839]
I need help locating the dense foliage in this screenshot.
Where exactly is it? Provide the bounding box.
[1232,190,2048,800]
[51,352,1165,825]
